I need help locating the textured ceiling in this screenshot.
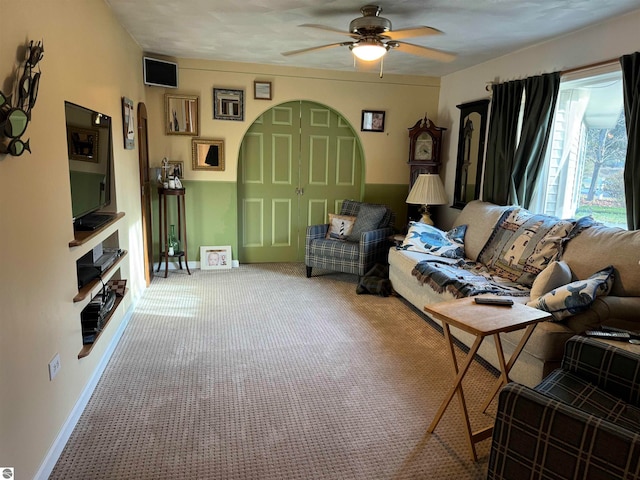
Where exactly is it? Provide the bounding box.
[105,0,640,77]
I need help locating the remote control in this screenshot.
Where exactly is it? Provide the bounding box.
[602,325,640,336]
[584,330,631,340]
[474,297,514,306]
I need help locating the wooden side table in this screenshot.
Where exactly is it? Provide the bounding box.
[157,187,191,278]
[424,297,551,461]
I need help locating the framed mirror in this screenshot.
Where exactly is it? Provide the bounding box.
[192,138,225,171]
[165,94,199,135]
[452,99,490,209]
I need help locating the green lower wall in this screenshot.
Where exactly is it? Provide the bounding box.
[152,181,408,265]
[152,180,238,264]
[363,183,410,230]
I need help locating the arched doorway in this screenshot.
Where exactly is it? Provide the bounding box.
[238,100,364,263]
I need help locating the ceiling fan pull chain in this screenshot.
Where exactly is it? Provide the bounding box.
[379,57,384,78]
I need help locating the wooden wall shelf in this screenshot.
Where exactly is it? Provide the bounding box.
[69,212,125,247]
[73,251,127,302]
[77,290,128,359]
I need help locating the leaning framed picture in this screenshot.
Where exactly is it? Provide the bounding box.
[122,97,135,149]
[254,81,272,100]
[213,88,244,121]
[200,245,232,270]
[67,125,99,162]
[192,138,225,171]
[167,160,184,179]
[361,110,385,132]
[165,94,199,135]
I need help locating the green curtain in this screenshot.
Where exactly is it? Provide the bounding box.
[510,72,561,208]
[483,80,524,205]
[620,52,640,230]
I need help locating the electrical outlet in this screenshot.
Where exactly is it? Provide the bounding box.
[48,353,61,381]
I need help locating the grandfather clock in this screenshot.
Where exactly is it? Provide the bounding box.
[407,116,446,221]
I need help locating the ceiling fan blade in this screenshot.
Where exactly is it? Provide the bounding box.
[281,42,350,57]
[393,42,457,63]
[385,26,443,41]
[299,24,359,39]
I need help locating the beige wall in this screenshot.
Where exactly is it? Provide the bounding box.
[3,0,639,477]
[436,8,640,229]
[0,1,145,478]
[145,58,441,185]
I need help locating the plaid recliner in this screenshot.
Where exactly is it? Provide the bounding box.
[305,200,394,278]
[488,335,640,480]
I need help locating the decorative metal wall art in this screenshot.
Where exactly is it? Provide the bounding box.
[122,97,135,149]
[0,40,44,156]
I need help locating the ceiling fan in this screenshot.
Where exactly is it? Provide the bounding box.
[282,5,456,64]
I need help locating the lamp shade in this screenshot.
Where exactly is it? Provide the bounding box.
[406,174,448,206]
[350,39,388,61]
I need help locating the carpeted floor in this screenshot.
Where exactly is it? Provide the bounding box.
[50,264,497,479]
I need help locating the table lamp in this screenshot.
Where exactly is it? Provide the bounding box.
[406,173,448,225]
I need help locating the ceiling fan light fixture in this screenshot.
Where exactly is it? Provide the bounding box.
[350,39,388,61]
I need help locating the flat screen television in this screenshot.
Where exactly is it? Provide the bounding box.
[143,56,178,88]
[65,101,113,230]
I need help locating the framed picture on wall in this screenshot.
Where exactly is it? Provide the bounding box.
[254,81,272,100]
[213,88,244,121]
[200,245,232,270]
[122,97,135,149]
[192,138,225,171]
[361,110,385,132]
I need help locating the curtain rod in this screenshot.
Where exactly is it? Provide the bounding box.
[485,57,621,91]
[561,57,620,75]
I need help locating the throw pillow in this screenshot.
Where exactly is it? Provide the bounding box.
[526,266,614,321]
[325,214,357,241]
[529,260,573,299]
[478,208,575,287]
[347,204,388,242]
[400,222,467,259]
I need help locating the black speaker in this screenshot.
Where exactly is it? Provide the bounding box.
[77,266,100,288]
[143,56,178,88]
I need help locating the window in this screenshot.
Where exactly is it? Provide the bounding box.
[529,68,628,228]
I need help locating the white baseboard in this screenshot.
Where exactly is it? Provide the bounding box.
[155,260,239,270]
[34,301,135,480]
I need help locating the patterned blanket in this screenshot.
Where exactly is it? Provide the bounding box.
[357,263,393,297]
[411,259,531,298]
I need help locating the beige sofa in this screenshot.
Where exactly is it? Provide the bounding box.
[388,200,640,387]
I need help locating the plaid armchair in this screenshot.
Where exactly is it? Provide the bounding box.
[305,200,394,278]
[488,335,640,480]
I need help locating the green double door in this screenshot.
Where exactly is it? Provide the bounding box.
[238,101,363,262]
